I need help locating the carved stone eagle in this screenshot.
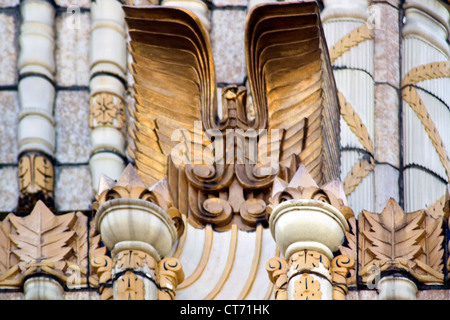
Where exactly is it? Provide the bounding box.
[124,2,340,230]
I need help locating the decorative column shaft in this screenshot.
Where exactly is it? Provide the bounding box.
[92,165,185,300]
[17,0,56,214]
[322,0,376,216]
[401,0,450,212]
[89,0,127,192]
[266,166,354,300]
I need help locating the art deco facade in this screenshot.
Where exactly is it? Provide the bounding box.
[0,0,448,300]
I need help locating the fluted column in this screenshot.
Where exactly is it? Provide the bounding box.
[322,0,376,216]
[401,0,450,212]
[92,164,185,300]
[89,0,128,193]
[17,0,56,214]
[266,166,354,300]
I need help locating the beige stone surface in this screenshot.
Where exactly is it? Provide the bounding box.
[0,91,19,163]
[0,291,23,300]
[54,90,91,163]
[55,165,94,211]
[0,13,18,86]
[213,0,247,6]
[374,164,400,212]
[55,0,92,7]
[55,11,90,87]
[373,3,400,88]
[0,166,18,212]
[211,9,246,84]
[64,290,100,300]
[374,84,399,167]
[417,289,449,300]
[0,0,19,7]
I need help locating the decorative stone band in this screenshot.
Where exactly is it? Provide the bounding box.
[95,198,178,259]
[269,199,349,260]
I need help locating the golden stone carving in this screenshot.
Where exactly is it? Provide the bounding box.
[329,24,374,64]
[358,198,445,284]
[158,257,185,300]
[0,201,104,289]
[339,216,357,286]
[266,256,288,300]
[18,153,54,214]
[288,250,330,276]
[293,274,322,300]
[89,92,126,129]
[124,1,341,230]
[330,255,354,300]
[91,255,113,300]
[116,271,145,300]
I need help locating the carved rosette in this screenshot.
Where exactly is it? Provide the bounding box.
[89,92,126,130]
[91,164,185,300]
[266,165,354,300]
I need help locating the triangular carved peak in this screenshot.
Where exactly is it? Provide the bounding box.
[358,197,445,285]
[115,163,146,188]
[269,165,353,220]
[94,164,172,209]
[92,165,184,239]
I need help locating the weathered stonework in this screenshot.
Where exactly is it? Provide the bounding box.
[55,11,91,87]
[54,91,91,164]
[0,166,19,212]
[0,12,18,86]
[55,165,93,211]
[0,91,19,164]
[374,84,400,167]
[373,3,400,88]
[210,9,246,84]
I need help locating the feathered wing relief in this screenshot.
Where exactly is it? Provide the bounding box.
[124,6,217,187]
[125,2,340,230]
[245,2,340,185]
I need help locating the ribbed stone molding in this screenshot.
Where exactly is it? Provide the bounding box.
[269,199,349,260]
[95,198,177,258]
[161,0,210,32]
[17,0,56,157]
[377,275,418,300]
[89,0,127,192]
[23,276,64,300]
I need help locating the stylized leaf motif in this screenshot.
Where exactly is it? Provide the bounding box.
[8,201,76,269]
[360,198,425,262]
[0,216,17,274]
